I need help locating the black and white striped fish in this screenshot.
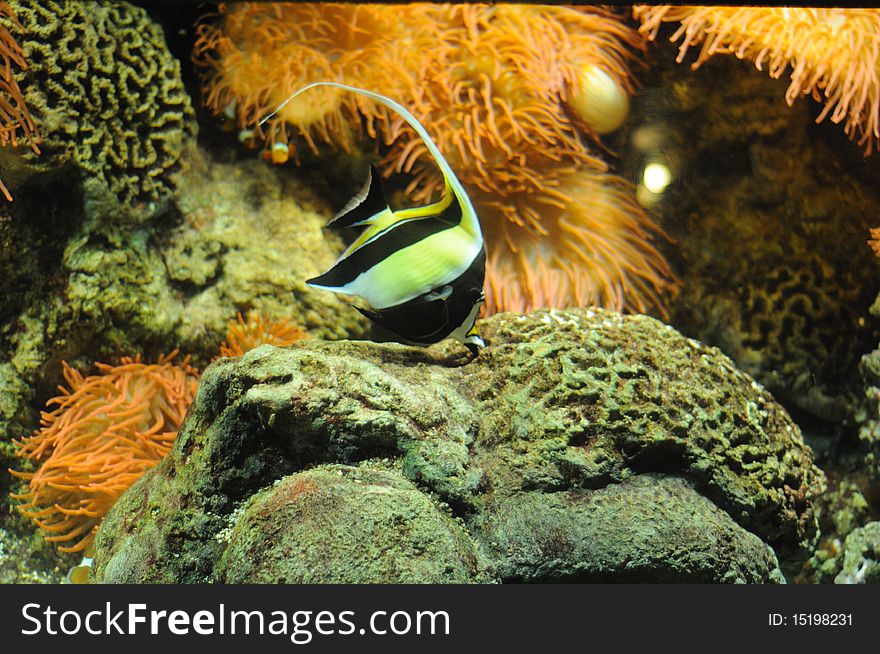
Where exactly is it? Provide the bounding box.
[260,82,487,356]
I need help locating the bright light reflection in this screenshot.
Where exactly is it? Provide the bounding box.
[643,162,672,194]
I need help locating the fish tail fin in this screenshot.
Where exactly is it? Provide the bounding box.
[327,164,388,229]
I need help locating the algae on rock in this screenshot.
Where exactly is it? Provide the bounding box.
[92,308,824,584]
[830,522,880,584]
[216,466,483,584]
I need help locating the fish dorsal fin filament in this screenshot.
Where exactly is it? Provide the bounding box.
[327,164,389,230]
[259,82,483,242]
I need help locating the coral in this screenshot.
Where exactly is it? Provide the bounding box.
[9,353,199,553]
[624,47,880,425]
[859,335,880,479]
[194,2,675,317]
[633,6,880,154]
[478,475,784,583]
[218,310,307,358]
[0,1,39,202]
[91,308,823,583]
[481,168,675,316]
[0,146,367,464]
[834,522,880,583]
[0,0,195,208]
[0,523,64,583]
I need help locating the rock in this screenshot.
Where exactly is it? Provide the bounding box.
[92,308,824,583]
[0,523,65,584]
[0,145,368,457]
[216,466,483,584]
[478,475,784,583]
[859,344,880,478]
[834,522,880,584]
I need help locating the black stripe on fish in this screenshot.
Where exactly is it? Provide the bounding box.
[307,194,464,289]
[355,247,485,344]
[327,164,388,230]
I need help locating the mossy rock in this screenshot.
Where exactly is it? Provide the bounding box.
[216,466,483,583]
[92,308,824,583]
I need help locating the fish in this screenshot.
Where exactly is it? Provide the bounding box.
[259,82,487,356]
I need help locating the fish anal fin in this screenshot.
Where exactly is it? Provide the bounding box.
[327,164,388,229]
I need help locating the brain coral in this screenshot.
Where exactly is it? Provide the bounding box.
[0,0,196,208]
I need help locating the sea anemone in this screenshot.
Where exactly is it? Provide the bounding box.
[633,6,880,154]
[218,310,308,357]
[869,227,880,258]
[482,168,675,316]
[193,2,430,163]
[0,0,40,201]
[9,352,199,553]
[382,4,644,219]
[379,4,674,314]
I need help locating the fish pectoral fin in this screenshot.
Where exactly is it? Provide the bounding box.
[327,164,389,229]
[423,285,453,302]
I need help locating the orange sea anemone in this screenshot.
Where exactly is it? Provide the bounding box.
[9,352,199,553]
[218,310,308,357]
[633,6,880,154]
[0,0,40,201]
[869,227,880,259]
[193,2,431,163]
[382,4,645,220]
[482,168,676,316]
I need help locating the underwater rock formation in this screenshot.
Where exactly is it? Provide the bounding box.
[800,477,872,583]
[621,47,880,429]
[217,466,483,584]
[0,524,63,583]
[831,522,880,584]
[0,0,195,209]
[858,325,880,478]
[0,146,368,511]
[92,308,823,583]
